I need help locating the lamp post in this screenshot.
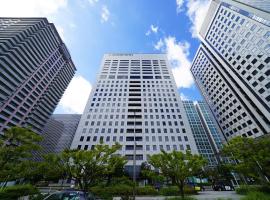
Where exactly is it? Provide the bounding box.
[133,111,136,200]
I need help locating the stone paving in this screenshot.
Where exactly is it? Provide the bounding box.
[113,191,242,200]
[192,191,242,200]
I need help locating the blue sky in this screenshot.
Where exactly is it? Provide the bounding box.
[0,0,210,114]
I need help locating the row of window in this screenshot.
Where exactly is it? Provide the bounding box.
[81,127,187,134]
[77,143,191,153]
[79,134,189,142]
[192,50,259,138]
[208,5,270,103]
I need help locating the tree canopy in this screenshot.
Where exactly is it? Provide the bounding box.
[222,136,270,183]
[149,150,207,198]
[57,143,126,191]
[0,126,42,184]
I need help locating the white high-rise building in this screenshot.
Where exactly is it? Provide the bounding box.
[71,53,198,175]
[191,0,270,140]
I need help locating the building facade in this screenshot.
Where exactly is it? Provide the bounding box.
[0,18,76,134]
[183,101,225,167]
[191,0,270,140]
[71,54,198,175]
[40,114,81,155]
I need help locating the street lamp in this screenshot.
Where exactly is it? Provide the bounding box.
[133,111,136,200]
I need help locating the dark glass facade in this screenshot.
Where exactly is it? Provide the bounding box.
[39,114,81,155]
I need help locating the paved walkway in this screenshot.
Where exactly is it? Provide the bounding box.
[113,191,242,200]
[192,191,242,200]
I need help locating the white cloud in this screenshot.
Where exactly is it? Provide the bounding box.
[165,37,193,88]
[101,5,110,23]
[145,24,159,36]
[180,93,190,101]
[154,36,193,88]
[176,0,184,13]
[88,0,98,5]
[59,75,92,114]
[154,39,164,50]
[151,25,158,33]
[186,0,210,38]
[0,0,67,17]
[55,25,65,41]
[69,22,76,29]
[0,0,69,41]
[145,30,151,36]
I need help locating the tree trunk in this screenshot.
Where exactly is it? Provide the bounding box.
[106,175,112,186]
[179,180,184,199]
[78,179,83,191]
[171,176,176,185]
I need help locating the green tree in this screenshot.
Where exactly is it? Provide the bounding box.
[0,126,42,186]
[60,143,123,191]
[204,163,233,186]
[41,153,67,183]
[149,150,207,198]
[140,162,165,186]
[222,136,270,183]
[105,154,127,185]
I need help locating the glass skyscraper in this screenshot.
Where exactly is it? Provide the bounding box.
[183,101,225,167]
[40,114,81,155]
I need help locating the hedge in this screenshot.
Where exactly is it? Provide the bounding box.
[91,184,133,200]
[236,184,270,195]
[240,191,270,200]
[160,186,197,196]
[0,184,39,200]
[91,184,197,199]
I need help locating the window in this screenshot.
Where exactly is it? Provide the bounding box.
[80,136,84,142]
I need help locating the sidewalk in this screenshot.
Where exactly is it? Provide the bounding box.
[113,191,242,200]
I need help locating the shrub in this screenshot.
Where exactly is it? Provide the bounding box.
[109,176,134,186]
[160,186,197,196]
[236,185,260,195]
[236,184,270,195]
[91,184,133,200]
[0,184,39,200]
[259,184,270,194]
[183,186,197,195]
[160,186,180,196]
[136,186,158,195]
[30,193,50,200]
[241,191,270,200]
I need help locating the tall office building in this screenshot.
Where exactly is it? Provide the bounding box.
[0,18,76,134]
[183,101,225,167]
[40,114,81,155]
[71,54,198,175]
[191,0,270,140]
